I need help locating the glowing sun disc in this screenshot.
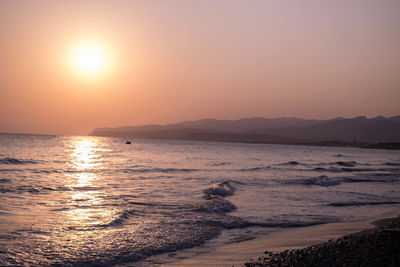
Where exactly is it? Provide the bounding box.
[70,42,109,77]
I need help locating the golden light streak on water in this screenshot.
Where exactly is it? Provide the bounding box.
[63,137,116,229]
[69,137,102,171]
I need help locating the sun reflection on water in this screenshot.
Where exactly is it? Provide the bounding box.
[63,137,115,229]
[70,137,103,171]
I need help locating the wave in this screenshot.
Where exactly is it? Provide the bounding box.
[343,167,400,172]
[300,175,341,187]
[238,166,271,172]
[250,221,333,228]
[0,169,21,172]
[71,186,103,191]
[17,186,42,193]
[311,161,371,168]
[31,169,64,174]
[128,201,158,206]
[342,176,399,183]
[49,213,337,266]
[122,167,199,173]
[227,179,246,185]
[99,210,137,227]
[194,196,237,213]
[328,201,400,207]
[209,162,231,166]
[0,157,39,165]
[207,215,249,229]
[0,185,71,194]
[53,217,223,266]
[283,175,340,187]
[341,168,379,172]
[384,162,400,167]
[244,214,338,228]
[312,167,400,173]
[312,167,343,173]
[279,161,300,166]
[50,207,70,212]
[47,211,336,267]
[203,181,235,198]
[283,174,399,187]
[335,161,357,167]
[333,154,347,157]
[0,168,98,174]
[276,161,308,166]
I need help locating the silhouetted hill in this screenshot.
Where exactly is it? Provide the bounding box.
[173,117,324,132]
[91,115,400,146]
[389,115,400,125]
[91,127,301,144]
[267,116,400,143]
[92,117,324,136]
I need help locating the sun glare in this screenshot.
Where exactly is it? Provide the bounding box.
[70,42,110,77]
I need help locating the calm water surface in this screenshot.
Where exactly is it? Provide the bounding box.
[1,134,399,266]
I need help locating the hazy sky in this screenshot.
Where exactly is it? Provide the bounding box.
[1,0,399,135]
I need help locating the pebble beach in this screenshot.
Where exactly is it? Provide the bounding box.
[245,216,400,267]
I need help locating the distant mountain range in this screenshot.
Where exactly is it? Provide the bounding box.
[91,115,400,147]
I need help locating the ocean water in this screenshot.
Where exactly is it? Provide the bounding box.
[1,133,400,266]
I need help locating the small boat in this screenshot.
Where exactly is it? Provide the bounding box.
[125,141,131,144]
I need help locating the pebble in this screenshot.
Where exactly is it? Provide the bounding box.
[244,217,400,267]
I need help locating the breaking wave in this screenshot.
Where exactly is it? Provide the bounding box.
[203,181,235,198]
[98,210,137,227]
[194,196,237,213]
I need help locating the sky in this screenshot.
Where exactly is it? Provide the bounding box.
[0,0,399,135]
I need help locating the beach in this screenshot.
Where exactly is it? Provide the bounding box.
[245,213,400,267]
[160,209,400,266]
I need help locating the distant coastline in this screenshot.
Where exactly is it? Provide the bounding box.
[90,115,400,150]
[92,134,400,150]
[291,141,400,151]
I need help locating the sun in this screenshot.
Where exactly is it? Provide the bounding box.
[69,42,110,77]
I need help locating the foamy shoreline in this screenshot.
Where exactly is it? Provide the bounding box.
[161,208,400,266]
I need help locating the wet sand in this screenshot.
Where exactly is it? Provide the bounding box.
[245,214,400,266]
[162,208,400,267]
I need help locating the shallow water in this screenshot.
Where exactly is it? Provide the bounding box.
[0,133,399,266]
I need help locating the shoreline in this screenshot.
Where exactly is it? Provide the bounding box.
[159,208,400,267]
[245,211,400,266]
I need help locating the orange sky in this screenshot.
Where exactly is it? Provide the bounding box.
[1,0,400,135]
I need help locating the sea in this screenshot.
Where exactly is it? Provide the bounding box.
[1,133,400,266]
